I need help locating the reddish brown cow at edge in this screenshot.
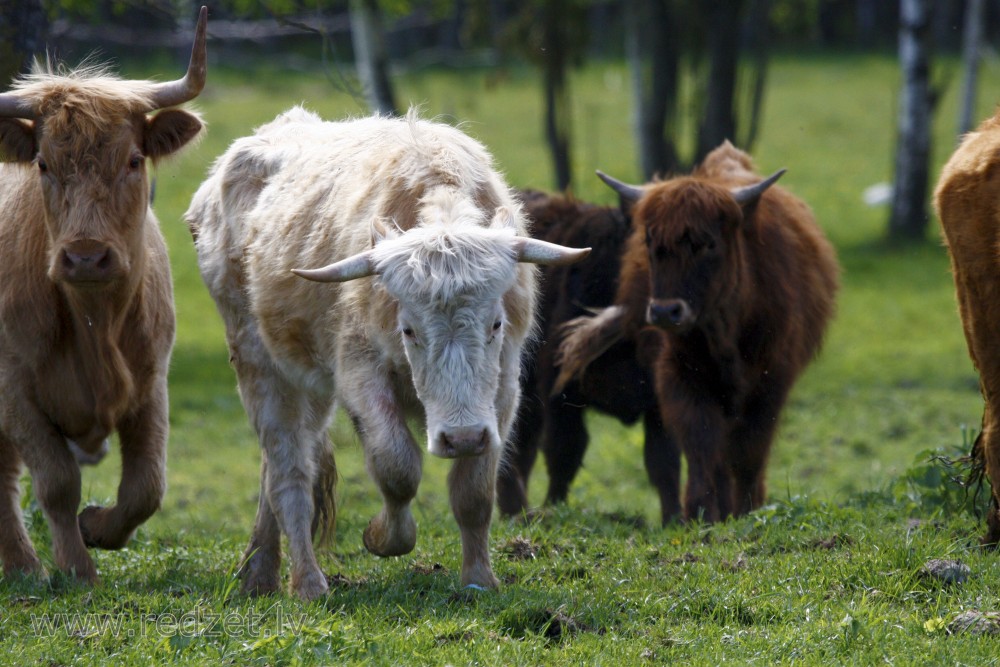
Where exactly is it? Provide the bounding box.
[0,8,207,583]
[934,111,1000,548]
[556,142,838,522]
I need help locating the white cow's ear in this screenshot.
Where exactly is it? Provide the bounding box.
[490,206,518,230]
[370,216,401,247]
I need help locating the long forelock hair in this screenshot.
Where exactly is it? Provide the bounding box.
[373,222,519,306]
[15,62,159,135]
[639,178,743,249]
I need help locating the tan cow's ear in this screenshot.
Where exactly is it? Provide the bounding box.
[144,108,203,160]
[0,118,36,163]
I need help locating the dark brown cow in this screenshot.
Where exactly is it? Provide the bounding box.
[557,142,838,522]
[498,190,682,524]
[0,8,207,583]
[934,111,1000,547]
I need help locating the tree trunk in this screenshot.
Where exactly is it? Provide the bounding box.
[957,0,984,136]
[350,0,398,116]
[736,0,770,152]
[626,0,680,178]
[696,0,744,162]
[0,0,47,89]
[889,0,933,241]
[541,0,573,191]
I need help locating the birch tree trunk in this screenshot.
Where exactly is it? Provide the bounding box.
[350,0,398,116]
[958,0,984,136]
[889,0,933,241]
[626,0,679,179]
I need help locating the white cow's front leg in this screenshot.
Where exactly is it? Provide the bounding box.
[342,360,421,557]
[449,448,500,588]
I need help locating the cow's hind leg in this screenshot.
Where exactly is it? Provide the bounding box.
[0,435,42,577]
[541,401,589,507]
[79,380,168,550]
[232,345,331,600]
[449,449,501,588]
[496,394,542,517]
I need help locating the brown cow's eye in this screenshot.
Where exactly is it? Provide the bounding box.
[37,158,47,173]
[129,155,143,170]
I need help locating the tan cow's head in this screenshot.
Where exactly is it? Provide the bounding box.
[0,7,208,289]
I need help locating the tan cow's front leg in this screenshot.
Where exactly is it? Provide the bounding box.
[449,449,500,588]
[79,381,168,550]
[0,434,42,577]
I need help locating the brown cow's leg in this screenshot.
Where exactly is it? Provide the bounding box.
[449,449,500,589]
[642,408,682,524]
[79,381,168,550]
[27,449,96,582]
[667,400,726,523]
[727,382,788,517]
[980,409,1000,547]
[6,414,95,582]
[0,436,42,577]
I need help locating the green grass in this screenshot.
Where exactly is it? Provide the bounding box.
[4,52,1000,664]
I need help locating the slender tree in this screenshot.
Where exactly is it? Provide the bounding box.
[889,0,934,241]
[958,0,984,136]
[350,0,398,116]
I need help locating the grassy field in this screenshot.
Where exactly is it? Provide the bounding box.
[3,50,1000,664]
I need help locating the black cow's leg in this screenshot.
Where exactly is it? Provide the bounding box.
[497,395,542,517]
[642,409,682,524]
[542,400,589,506]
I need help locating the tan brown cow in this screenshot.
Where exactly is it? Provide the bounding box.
[0,8,207,583]
[934,111,1000,547]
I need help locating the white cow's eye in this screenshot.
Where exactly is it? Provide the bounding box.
[493,320,502,331]
[402,326,415,338]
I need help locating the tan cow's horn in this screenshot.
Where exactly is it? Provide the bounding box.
[515,237,591,267]
[0,93,36,120]
[731,169,786,205]
[292,250,378,283]
[596,170,644,204]
[147,5,208,110]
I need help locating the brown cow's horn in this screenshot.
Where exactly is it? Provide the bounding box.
[147,6,208,110]
[596,170,644,204]
[731,168,786,205]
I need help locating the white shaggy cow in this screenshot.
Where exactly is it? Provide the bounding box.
[185,107,589,600]
[0,9,207,583]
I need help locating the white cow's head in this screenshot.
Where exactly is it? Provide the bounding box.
[294,200,590,458]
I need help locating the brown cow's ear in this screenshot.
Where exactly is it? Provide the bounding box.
[0,118,36,163]
[144,108,203,160]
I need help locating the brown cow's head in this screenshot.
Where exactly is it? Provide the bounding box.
[597,168,783,334]
[0,7,207,290]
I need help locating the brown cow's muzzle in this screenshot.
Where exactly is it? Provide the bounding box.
[647,298,695,332]
[56,239,122,285]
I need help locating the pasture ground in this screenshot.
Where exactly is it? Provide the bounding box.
[2,52,1000,665]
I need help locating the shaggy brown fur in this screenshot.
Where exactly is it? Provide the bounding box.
[934,109,1000,547]
[0,16,206,584]
[558,142,838,522]
[498,190,681,524]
